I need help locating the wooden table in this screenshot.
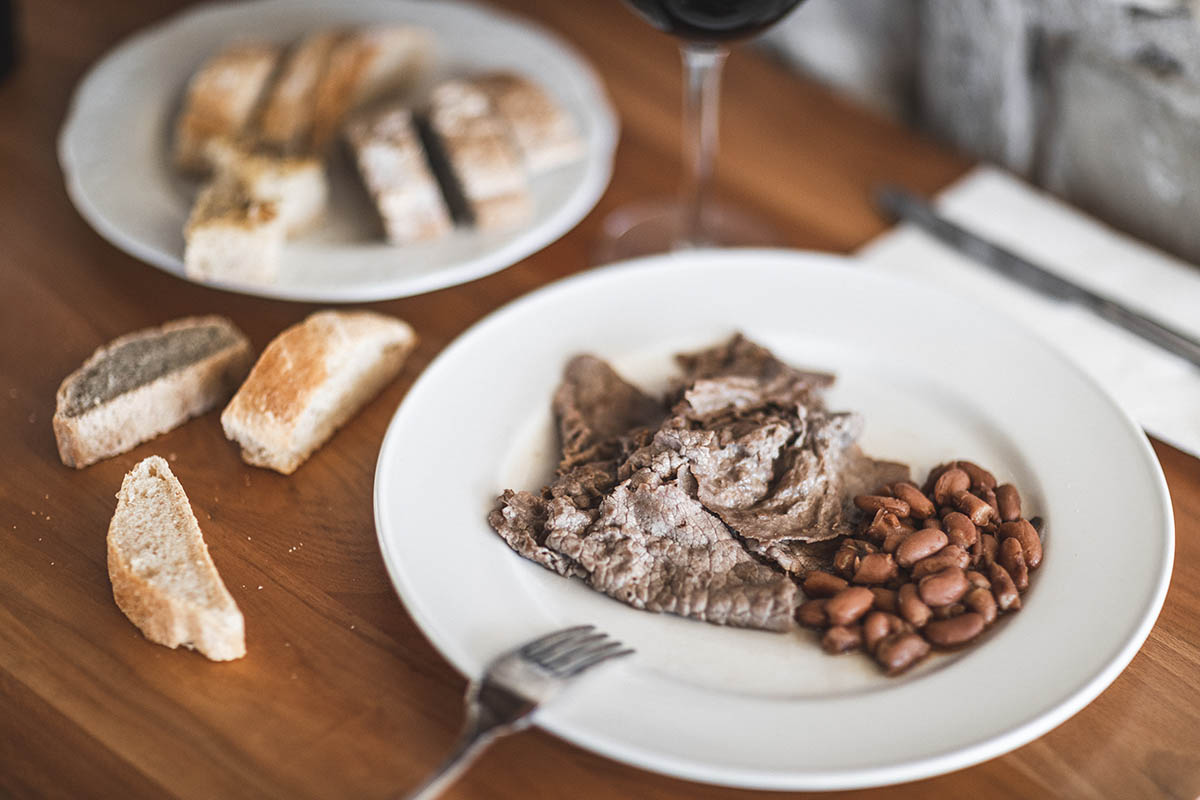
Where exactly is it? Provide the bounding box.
[3,2,1198,798]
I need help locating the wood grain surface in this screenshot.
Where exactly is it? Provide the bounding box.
[2,1,1197,799]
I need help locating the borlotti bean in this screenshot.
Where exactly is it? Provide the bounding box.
[796,460,1044,675]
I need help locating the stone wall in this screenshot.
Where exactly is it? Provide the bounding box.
[766,0,1200,264]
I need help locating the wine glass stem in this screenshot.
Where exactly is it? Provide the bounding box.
[677,43,728,250]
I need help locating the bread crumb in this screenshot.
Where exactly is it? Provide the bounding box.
[257,585,263,590]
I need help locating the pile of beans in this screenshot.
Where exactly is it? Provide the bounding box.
[796,460,1043,675]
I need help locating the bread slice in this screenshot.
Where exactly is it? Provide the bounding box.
[427,79,532,229]
[184,175,285,285]
[206,141,328,236]
[174,42,281,174]
[344,106,452,244]
[476,72,584,173]
[256,29,347,154]
[108,456,245,661]
[53,316,253,468]
[308,26,433,153]
[221,310,417,474]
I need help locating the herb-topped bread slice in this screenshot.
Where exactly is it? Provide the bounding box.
[53,316,253,468]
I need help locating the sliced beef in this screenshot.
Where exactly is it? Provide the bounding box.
[487,334,909,633]
[488,490,583,578]
[673,333,833,414]
[701,413,908,574]
[553,355,664,471]
[544,470,798,631]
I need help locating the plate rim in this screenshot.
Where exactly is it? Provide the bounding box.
[373,248,1175,790]
[57,0,618,303]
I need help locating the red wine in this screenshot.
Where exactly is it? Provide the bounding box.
[623,0,805,42]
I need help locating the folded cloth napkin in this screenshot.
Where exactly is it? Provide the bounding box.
[857,165,1200,459]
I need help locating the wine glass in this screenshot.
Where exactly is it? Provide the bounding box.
[595,0,807,262]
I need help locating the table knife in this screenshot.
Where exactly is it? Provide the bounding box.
[875,185,1200,370]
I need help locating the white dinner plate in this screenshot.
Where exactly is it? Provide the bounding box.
[374,250,1173,790]
[58,0,617,302]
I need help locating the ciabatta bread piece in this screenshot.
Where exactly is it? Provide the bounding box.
[108,456,245,661]
[184,175,285,285]
[309,26,434,153]
[174,42,281,174]
[476,72,584,173]
[53,316,253,468]
[427,79,532,229]
[206,141,328,235]
[221,310,417,474]
[345,106,451,244]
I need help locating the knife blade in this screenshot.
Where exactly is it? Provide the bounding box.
[875,185,1200,370]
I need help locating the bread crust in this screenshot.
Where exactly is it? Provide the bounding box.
[221,310,417,474]
[108,456,245,661]
[53,316,254,468]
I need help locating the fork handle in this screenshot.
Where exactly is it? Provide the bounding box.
[402,702,530,800]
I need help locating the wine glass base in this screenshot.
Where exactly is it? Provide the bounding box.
[592,199,786,264]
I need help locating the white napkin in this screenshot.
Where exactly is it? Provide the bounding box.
[857,165,1200,458]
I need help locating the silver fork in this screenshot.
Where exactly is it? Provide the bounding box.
[403,625,633,800]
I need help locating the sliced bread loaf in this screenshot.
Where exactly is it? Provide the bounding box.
[53,316,253,468]
[221,310,417,474]
[108,456,245,661]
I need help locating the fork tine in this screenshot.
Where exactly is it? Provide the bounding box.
[532,632,609,665]
[542,637,618,670]
[560,646,635,677]
[518,625,594,658]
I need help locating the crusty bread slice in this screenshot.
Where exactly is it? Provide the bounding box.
[108,456,245,661]
[174,42,281,174]
[205,141,328,236]
[427,79,532,230]
[256,29,347,155]
[308,26,433,153]
[53,316,253,468]
[344,106,451,244]
[221,310,417,474]
[184,175,285,285]
[476,72,584,174]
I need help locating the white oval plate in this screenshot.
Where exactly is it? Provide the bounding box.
[58,0,617,303]
[374,250,1173,790]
